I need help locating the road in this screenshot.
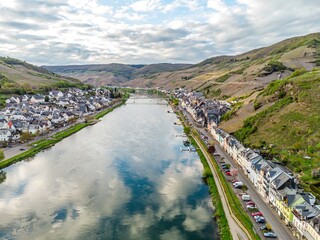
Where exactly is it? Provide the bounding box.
[215,144,295,240]
[178,106,295,239]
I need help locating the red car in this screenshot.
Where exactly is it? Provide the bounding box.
[246,201,255,206]
[251,212,263,217]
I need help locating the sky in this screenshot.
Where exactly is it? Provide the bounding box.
[0,0,320,66]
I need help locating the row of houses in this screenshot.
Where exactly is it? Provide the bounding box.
[173,87,319,239]
[0,88,113,143]
[174,89,231,128]
[211,127,320,240]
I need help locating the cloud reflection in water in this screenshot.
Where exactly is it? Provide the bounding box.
[0,100,217,239]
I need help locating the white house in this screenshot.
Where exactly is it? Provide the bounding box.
[28,124,42,135]
[49,90,64,99]
[0,129,12,142]
[30,95,45,104]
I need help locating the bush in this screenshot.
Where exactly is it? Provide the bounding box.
[259,60,287,77]
[254,101,262,110]
[215,74,231,83]
[0,170,6,184]
[290,68,307,78]
[0,149,4,161]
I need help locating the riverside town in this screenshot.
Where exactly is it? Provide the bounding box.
[0,88,114,144]
[174,88,320,240]
[1,2,320,239]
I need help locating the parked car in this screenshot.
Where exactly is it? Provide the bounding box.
[246,201,255,205]
[241,195,251,201]
[255,216,266,223]
[231,179,239,183]
[233,182,243,188]
[263,232,277,238]
[246,204,256,209]
[221,164,229,169]
[226,171,231,176]
[233,181,242,185]
[251,212,263,217]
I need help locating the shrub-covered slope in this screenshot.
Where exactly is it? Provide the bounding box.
[234,70,320,196]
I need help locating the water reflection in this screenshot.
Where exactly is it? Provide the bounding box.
[0,99,217,239]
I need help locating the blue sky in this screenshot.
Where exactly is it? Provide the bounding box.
[0,0,320,65]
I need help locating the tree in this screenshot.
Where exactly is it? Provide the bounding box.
[45,95,50,102]
[241,184,248,193]
[0,170,6,184]
[0,149,4,161]
[207,145,215,153]
[20,132,34,143]
[266,223,272,231]
[184,126,191,135]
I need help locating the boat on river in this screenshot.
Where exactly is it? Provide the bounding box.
[183,140,191,146]
[175,133,187,137]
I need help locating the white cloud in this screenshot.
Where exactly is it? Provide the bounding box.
[0,0,320,65]
[207,0,228,12]
[160,0,200,13]
[183,205,212,231]
[129,0,161,12]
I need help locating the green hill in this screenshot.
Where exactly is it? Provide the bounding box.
[233,69,320,197]
[0,56,86,107]
[0,56,82,89]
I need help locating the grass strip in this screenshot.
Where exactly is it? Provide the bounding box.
[95,99,126,119]
[0,100,126,170]
[0,123,89,169]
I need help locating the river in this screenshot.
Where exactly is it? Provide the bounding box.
[0,97,218,240]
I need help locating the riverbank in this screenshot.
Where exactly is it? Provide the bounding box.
[189,135,232,239]
[0,100,126,170]
[174,107,232,239]
[174,103,260,240]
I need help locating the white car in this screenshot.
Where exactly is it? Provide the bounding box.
[264,232,277,238]
[246,204,256,209]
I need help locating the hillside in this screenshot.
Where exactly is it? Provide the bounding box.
[0,56,82,90]
[43,63,191,86]
[128,33,320,98]
[230,70,320,197]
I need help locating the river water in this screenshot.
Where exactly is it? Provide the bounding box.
[0,97,218,240]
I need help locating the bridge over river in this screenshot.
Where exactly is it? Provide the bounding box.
[126,95,169,105]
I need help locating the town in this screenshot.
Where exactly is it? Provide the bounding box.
[0,88,114,145]
[174,88,320,240]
